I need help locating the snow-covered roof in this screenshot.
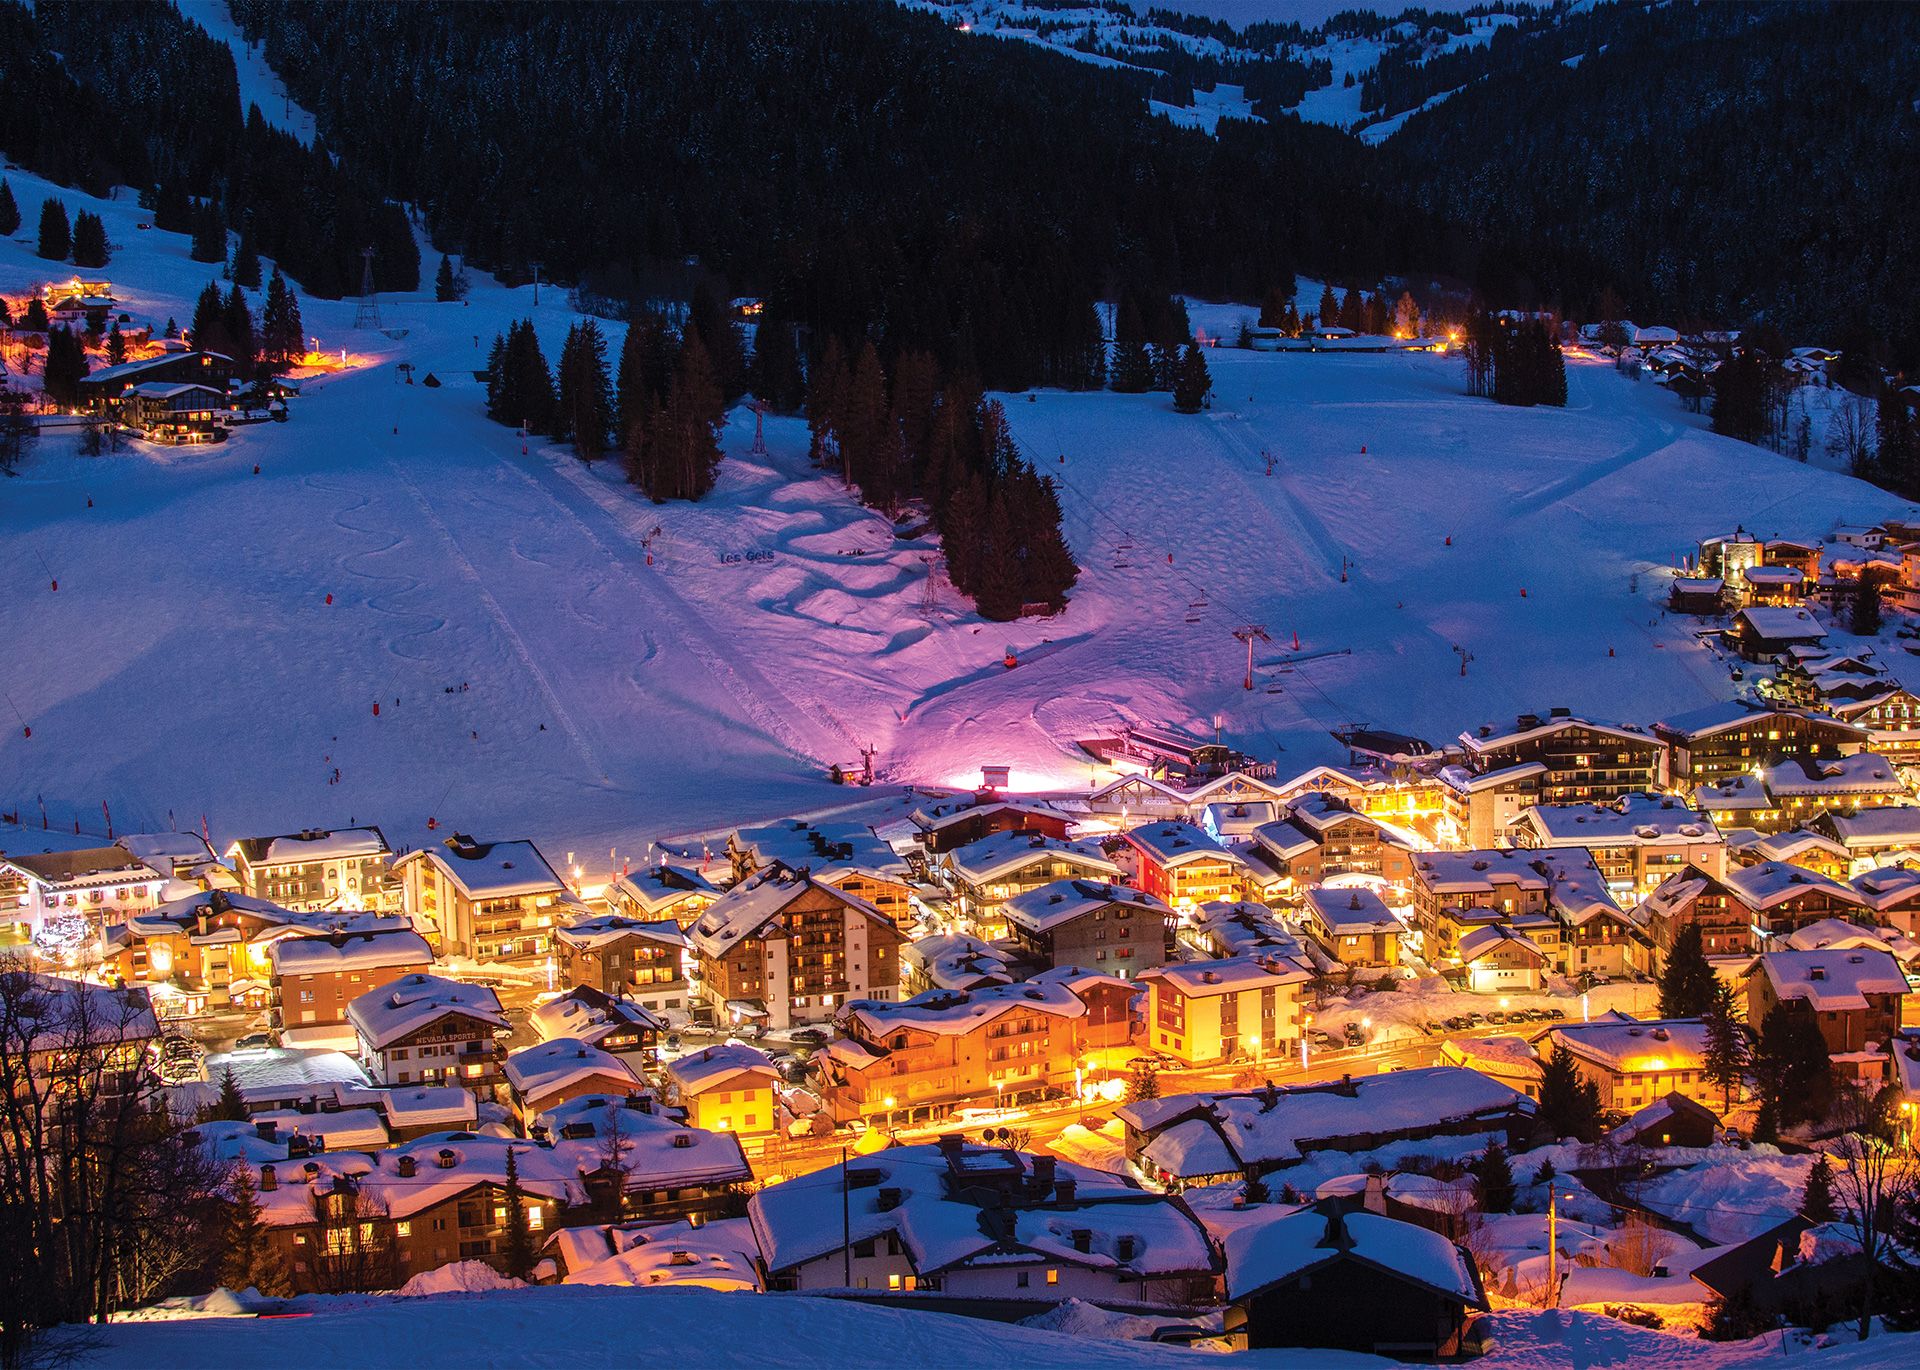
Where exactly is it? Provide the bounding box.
[77,351,231,387]
[9,974,158,1054]
[395,835,568,900]
[1849,864,1920,910]
[1721,861,1860,910]
[1733,606,1827,642]
[1120,1068,1530,1179]
[535,1095,752,1188]
[1547,1018,1709,1074]
[1411,849,1552,896]
[1461,712,1649,755]
[529,986,666,1045]
[900,933,1014,992]
[943,831,1119,885]
[1762,753,1903,798]
[1140,953,1312,999]
[268,928,433,976]
[1755,948,1907,1013]
[662,1043,780,1097]
[1439,761,1549,795]
[346,974,506,1050]
[687,867,894,962]
[504,1038,642,1101]
[910,798,1066,837]
[1780,918,1903,956]
[128,381,225,400]
[560,1216,764,1290]
[254,1106,389,1151]
[1250,819,1318,861]
[748,1141,1203,1280]
[731,818,910,882]
[2,845,163,889]
[1000,878,1168,935]
[1301,885,1401,937]
[382,1085,478,1131]
[229,826,391,868]
[553,913,685,954]
[609,864,719,916]
[1514,794,1718,847]
[843,973,1124,1041]
[1221,1207,1483,1307]
[1456,923,1547,965]
[1125,821,1244,869]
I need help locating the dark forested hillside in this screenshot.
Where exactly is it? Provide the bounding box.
[1389,0,1920,363]
[222,0,1458,391]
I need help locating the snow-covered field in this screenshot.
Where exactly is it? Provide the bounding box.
[77,1285,1920,1370]
[1,163,1909,866]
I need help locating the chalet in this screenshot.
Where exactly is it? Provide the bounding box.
[0,845,166,937]
[821,970,1134,1125]
[1609,1092,1722,1149]
[1124,821,1248,910]
[1437,1035,1542,1099]
[118,382,226,443]
[1244,793,1417,896]
[528,985,664,1065]
[661,1043,781,1135]
[73,350,232,408]
[1299,886,1404,969]
[1814,807,1920,874]
[552,913,687,1018]
[727,818,915,929]
[1116,1068,1532,1187]
[1690,1215,1872,1322]
[1830,685,1920,763]
[1223,1205,1488,1357]
[547,1216,764,1290]
[750,1138,1217,1302]
[908,797,1069,855]
[1727,606,1827,663]
[1457,709,1660,805]
[940,831,1120,937]
[1084,772,1200,822]
[1266,763,1446,836]
[346,973,507,1094]
[270,927,434,1028]
[1138,954,1314,1066]
[1735,563,1805,606]
[1697,527,1763,580]
[1455,924,1548,994]
[1844,866,1920,935]
[1693,752,1906,834]
[686,868,907,1031]
[393,833,581,966]
[104,887,361,1009]
[228,826,396,913]
[8,975,157,1105]
[998,878,1172,976]
[1199,798,1278,846]
[1770,653,1889,710]
[1182,901,1313,963]
[1667,576,1725,615]
[1637,866,1766,958]
[1408,849,1552,960]
[1508,793,1724,899]
[1736,828,1852,880]
[502,1038,643,1129]
[1745,947,1907,1058]
[1653,701,1867,789]
[605,863,719,929]
[1545,1018,1717,1115]
[898,932,1015,996]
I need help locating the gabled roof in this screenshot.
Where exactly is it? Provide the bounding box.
[1225,1206,1486,1308]
[1513,794,1719,847]
[1301,885,1401,937]
[504,1038,642,1100]
[1457,923,1547,965]
[1140,953,1312,998]
[1755,947,1907,1012]
[228,826,391,868]
[686,867,894,961]
[1000,878,1168,935]
[2,846,162,888]
[1547,1018,1709,1074]
[393,834,568,900]
[942,830,1118,885]
[1461,712,1651,755]
[1732,606,1827,642]
[1411,849,1552,896]
[553,913,685,954]
[843,973,1127,1040]
[910,798,1066,836]
[346,973,506,1050]
[662,1043,780,1096]
[609,864,719,915]
[268,928,433,976]
[1125,821,1244,869]
[529,986,666,1045]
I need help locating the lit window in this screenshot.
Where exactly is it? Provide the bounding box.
[528,1207,544,1230]
[1046,1268,1059,1285]
[396,1222,411,1237]
[888,1274,902,1291]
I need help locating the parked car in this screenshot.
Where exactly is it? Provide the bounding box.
[789,1027,828,1045]
[234,1032,276,1051]
[1342,1023,1365,1047]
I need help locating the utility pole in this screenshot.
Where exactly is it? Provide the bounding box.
[353,247,381,330]
[841,1145,852,1288]
[1233,625,1271,691]
[529,261,544,307]
[1455,644,1474,677]
[1546,1189,1561,1309]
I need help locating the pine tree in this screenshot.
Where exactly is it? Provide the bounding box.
[260,267,304,371]
[223,284,257,377]
[106,319,126,367]
[1703,979,1748,1112]
[1658,925,1718,1018]
[1537,1043,1602,1142]
[220,1164,292,1296]
[1172,344,1210,413]
[1125,1056,1160,1102]
[22,298,49,333]
[689,281,747,404]
[1393,291,1421,337]
[1317,284,1339,330]
[975,487,1022,621]
[41,328,89,407]
[190,199,227,263]
[839,340,890,498]
[37,198,71,261]
[485,332,509,418]
[190,281,229,356]
[616,309,674,447]
[0,179,18,237]
[435,254,460,302]
[210,1066,247,1122]
[498,320,556,434]
[1711,350,1772,443]
[1753,1004,1834,1130]
[805,336,850,468]
[1851,573,1884,636]
[1258,286,1290,329]
[1800,1153,1837,1223]
[230,230,262,289]
[639,328,725,500]
[501,1146,535,1280]
[557,320,612,462]
[1471,1141,1515,1213]
[941,469,988,595]
[1110,295,1153,394]
[70,211,108,268]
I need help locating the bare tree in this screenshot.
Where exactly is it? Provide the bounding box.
[1828,395,1875,477]
[304,1180,399,1293]
[0,959,226,1370]
[1826,1085,1919,1342]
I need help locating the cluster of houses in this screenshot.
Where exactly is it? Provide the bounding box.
[1572,319,1844,406]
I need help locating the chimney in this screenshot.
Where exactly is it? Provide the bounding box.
[1071,1228,1093,1253]
[254,1120,278,1142]
[1032,1155,1057,1190]
[1116,1235,1138,1262]
[1363,1172,1388,1215]
[259,1163,277,1191]
[436,1148,457,1169]
[1053,1177,1077,1206]
[877,1186,903,1211]
[670,1133,693,1149]
[397,1154,417,1177]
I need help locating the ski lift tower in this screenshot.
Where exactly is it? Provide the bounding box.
[748,398,769,457]
[353,246,381,330]
[1233,625,1271,691]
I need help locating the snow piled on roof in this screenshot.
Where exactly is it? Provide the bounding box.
[346,974,506,1049]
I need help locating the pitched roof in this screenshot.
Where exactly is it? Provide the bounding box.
[662,1043,780,1096]
[1125,821,1243,868]
[943,831,1118,885]
[1755,948,1907,1012]
[1225,1206,1486,1307]
[686,867,893,961]
[228,826,391,868]
[346,974,506,1049]
[504,1038,642,1100]
[999,878,1168,935]
[394,835,568,900]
